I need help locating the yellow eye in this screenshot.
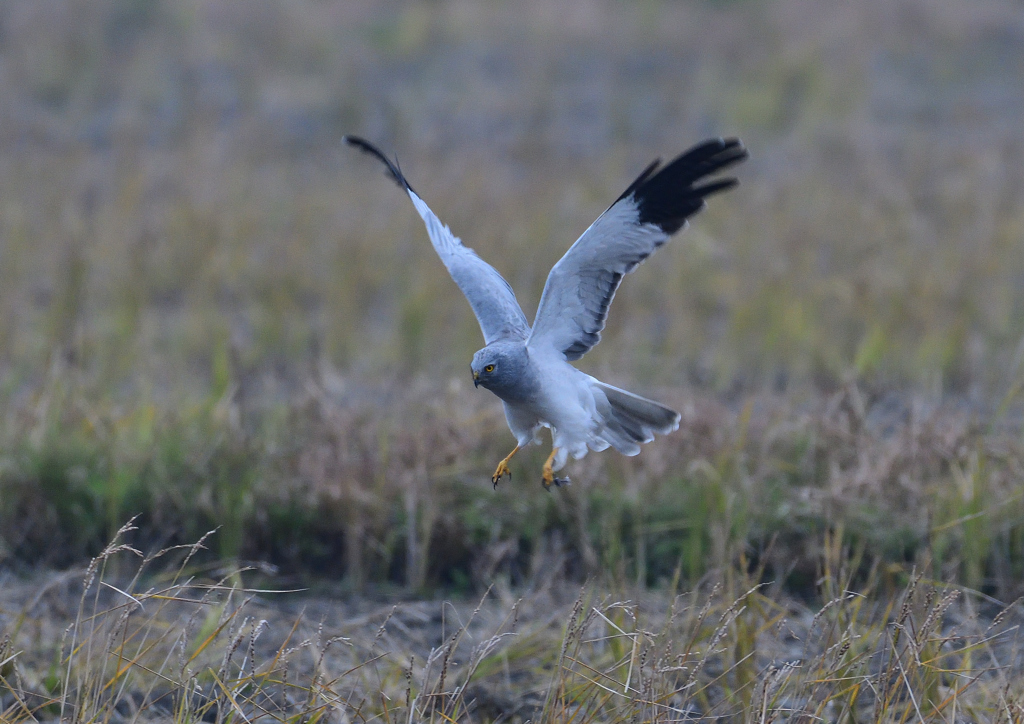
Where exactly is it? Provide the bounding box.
[484,364,495,373]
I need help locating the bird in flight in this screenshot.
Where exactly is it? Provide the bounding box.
[345,135,747,489]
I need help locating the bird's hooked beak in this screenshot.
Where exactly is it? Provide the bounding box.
[472,369,480,388]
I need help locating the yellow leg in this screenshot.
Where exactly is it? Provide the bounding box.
[491,445,520,488]
[541,447,570,490]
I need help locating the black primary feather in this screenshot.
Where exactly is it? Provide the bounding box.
[548,138,747,361]
[343,135,416,195]
[621,137,747,234]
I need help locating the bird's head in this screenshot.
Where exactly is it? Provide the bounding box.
[470,348,503,390]
[470,343,531,399]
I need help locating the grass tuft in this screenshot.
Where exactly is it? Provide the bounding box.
[3,527,1024,722]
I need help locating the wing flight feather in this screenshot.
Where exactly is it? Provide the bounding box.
[528,138,747,361]
[345,136,530,345]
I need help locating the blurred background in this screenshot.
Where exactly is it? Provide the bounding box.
[1,0,1023,591]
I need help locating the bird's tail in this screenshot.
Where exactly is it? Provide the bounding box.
[591,381,681,456]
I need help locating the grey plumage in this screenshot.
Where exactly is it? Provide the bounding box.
[528,138,746,361]
[343,136,529,345]
[345,135,747,487]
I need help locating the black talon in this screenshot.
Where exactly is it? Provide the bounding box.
[542,475,569,490]
[493,467,512,490]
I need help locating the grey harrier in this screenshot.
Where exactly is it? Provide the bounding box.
[345,136,747,489]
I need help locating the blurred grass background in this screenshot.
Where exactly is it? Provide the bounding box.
[1,0,1024,594]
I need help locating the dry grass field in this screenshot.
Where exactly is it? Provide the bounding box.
[2,0,1024,720]
[2,525,1023,722]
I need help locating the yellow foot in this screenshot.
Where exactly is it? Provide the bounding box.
[540,447,571,490]
[491,445,520,489]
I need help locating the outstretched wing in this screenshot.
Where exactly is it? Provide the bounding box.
[345,136,530,345]
[527,138,747,361]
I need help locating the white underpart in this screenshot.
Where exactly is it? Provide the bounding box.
[501,348,678,472]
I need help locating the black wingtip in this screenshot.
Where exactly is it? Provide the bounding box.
[710,137,749,171]
[614,158,662,204]
[625,136,748,234]
[343,135,415,194]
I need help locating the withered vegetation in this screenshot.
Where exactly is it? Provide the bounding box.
[3,0,1024,719]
